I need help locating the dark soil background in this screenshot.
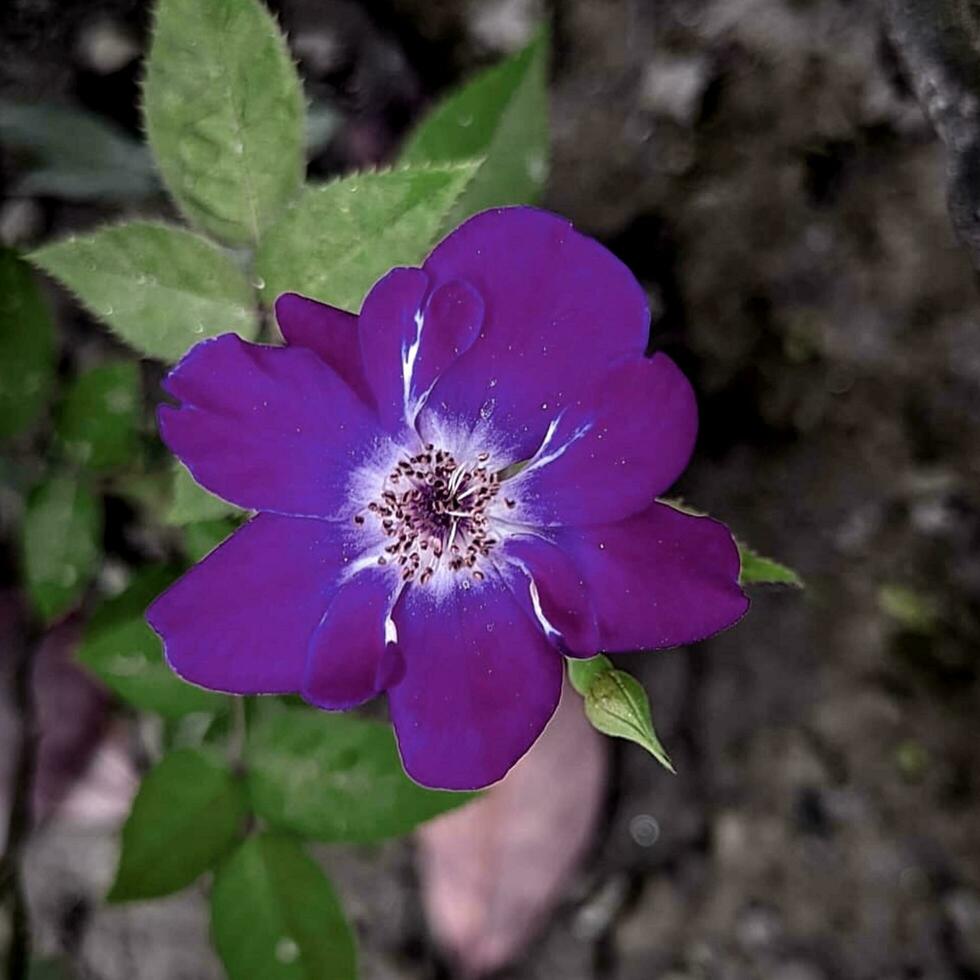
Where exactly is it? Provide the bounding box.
[2,0,980,978]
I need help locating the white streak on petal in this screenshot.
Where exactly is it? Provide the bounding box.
[528,578,561,640]
[520,415,593,477]
[384,614,399,645]
[402,310,424,421]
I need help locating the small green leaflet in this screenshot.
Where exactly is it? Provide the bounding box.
[143,0,305,245]
[167,462,241,525]
[246,705,475,843]
[56,362,141,471]
[567,658,674,772]
[0,99,157,203]
[255,163,479,312]
[737,542,803,587]
[30,222,258,362]
[21,475,102,623]
[0,249,56,441]
[401,30,549,227]
[567,654,613,696]
[77,566,226,719]
[211,834,357,980]
[109,748,247,901]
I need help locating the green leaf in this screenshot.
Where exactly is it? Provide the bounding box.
[182,518,239,562]
[583,669,674,773]
[738,542,803,588]
[77,566,227,719]
[878,583,939,633]
[247,705,474,842]
[144,0,305,245]
[255,163,478,311]
[211,834,357,980]
[0,249,57,440]
[0,99,157,203]
[109,748,247,901]
[21,475,101,622]
[30,222,258,362]
[56,362,141,470]
[566,654,613,696]
[167,461,240,525]
[401,30,549,226]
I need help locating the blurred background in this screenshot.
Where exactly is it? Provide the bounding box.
[2,0,980,978]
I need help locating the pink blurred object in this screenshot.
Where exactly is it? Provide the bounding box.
[416,682,608,977]
[31,617,113,822]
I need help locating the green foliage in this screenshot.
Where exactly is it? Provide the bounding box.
[144,0,304,245]
[0,249,57,441]
[211,834,357,980]
[570,660,674,772]
[167,462,240,525]
[0,100,157,203]
[109,748,247,901]
[77,566,227,718]
[878,583,938,633]
[56,362,141,470]
[566,654,613,696]
[401,31,549,226]
[247,705,474,842]
[182,518,238,562]
[255,163,479,311]
[21,475,101,622]
[30,222,258,362]
[738,542,803,587]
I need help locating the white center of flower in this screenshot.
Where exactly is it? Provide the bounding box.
[354,443,517,585]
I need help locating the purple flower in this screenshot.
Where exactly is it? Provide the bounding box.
[147,206,748,790]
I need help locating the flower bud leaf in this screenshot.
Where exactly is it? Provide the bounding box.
[108,748,247,901]
[254,162,479,312]
[738,542,804,587]
[0,249,56,441]
[143,0,304,245]
[246,705,475,842]
[401,29,549,227]
[583,668,675,773]
[566,653,613,696]
[30,222,258,362]
[21,475,101,623]
[211,834,356,980]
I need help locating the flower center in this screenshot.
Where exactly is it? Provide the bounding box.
[356,444,515,585]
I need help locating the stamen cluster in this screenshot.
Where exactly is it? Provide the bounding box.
[356,444,510,584]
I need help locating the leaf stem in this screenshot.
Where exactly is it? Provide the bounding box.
[1,609,43,980]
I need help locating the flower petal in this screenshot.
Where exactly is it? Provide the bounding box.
[502,535,599,657]
[359,269,484,432]
[159,334,382,518]
[421,207,650,458]
[302,568,404,710]
[388,575,563,790]
[508,355,697,526]
[555,502,748,652]
[147,514,353,694]
[274,292,374,407]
